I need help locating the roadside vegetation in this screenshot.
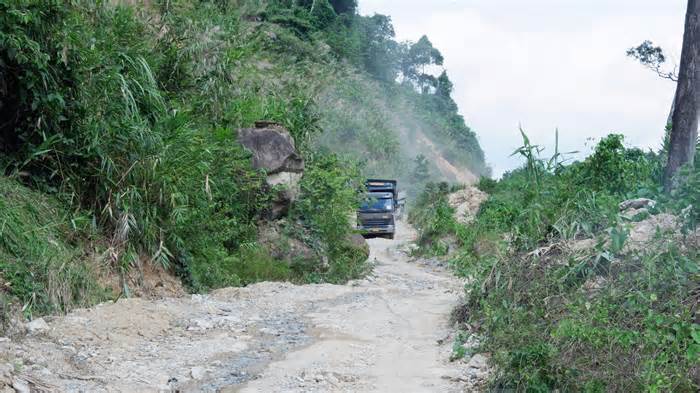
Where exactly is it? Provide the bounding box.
[411,132,700,391]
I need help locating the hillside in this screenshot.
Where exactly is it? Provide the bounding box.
[0,1,486,328]
[409,133,700,391]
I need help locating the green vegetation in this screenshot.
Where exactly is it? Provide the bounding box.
[293,151,369,283]
[317,72,488,199]
[411,133,699,391]
[0,178,107,326]
[1,1,697,389]
[408,181,459,256]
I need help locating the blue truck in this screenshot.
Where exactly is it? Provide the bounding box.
[357,179,399,239]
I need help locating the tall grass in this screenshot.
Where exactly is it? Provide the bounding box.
[0,178,107,325]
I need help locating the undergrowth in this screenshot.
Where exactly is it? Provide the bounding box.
[0,178,108,327]
[408,181,459,256]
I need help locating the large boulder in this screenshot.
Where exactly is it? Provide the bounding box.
[237,121,304,175]
[237,121,304,218]
[347,233,370,262]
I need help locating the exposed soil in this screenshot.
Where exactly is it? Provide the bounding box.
[0,222,488,392]
[413,133,477,185]
[448,187,488,225]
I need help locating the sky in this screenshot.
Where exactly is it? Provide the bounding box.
[359,0,687,176]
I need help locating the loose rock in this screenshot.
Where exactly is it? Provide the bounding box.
[448,187,488,225]
[190,366,207,380]
[619,198,656,211]
[237,122,304,219]
[25,318,50,335]
[11,379,30,393]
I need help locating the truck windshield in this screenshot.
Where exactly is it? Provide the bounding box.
[360,197,393,211]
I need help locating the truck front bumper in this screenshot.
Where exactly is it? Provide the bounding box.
[357,224,395,235]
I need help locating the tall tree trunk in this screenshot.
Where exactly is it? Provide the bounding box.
[667,87,677,126]
[665,0,700,191]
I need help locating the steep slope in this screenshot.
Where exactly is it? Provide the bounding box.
[316,70,486,198]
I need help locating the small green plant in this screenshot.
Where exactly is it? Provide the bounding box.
[450,330,472,361]
[608,225,630,254]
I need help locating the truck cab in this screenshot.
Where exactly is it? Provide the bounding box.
[357,179,398,239]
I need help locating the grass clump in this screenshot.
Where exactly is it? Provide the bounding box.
[0,177,107,326]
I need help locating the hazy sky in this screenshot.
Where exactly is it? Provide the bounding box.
[359,1,686,176]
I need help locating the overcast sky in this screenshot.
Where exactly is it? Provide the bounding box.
[359,1,686,176]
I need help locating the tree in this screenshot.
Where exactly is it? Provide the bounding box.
[412,154,431,184]
[435,71,453,99]
[627,40,679,82]
[664,0,700,191]
[308,0,336,29]
[361,14,401,82]
[401,35,444,90]
[627,40,679,125]
[329,0,357,14]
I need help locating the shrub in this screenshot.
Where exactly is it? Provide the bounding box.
[294,151,369,283]
[408,182,456,254]
[565,134,662,196]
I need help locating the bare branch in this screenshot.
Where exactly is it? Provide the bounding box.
[627,40,679,82]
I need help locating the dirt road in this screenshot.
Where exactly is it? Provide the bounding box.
[0,222,487,392]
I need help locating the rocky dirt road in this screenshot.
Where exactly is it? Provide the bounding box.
[0,222,488,392]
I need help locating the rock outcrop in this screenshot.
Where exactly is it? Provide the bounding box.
[347,233,370,262]
[619,197,657,221]
[448,187,488,225]
[238,121,304,218]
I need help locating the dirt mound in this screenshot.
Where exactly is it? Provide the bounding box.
[129,261,187,299]
[448,187,488,225]
[626,213,681,251]
[96,257,186,300]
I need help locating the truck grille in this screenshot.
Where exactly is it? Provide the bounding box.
[362,219,391,227]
